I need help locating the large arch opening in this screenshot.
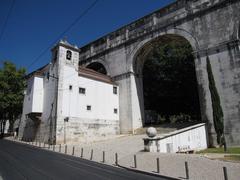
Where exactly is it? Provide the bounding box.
[135,34,201,126]
[86,62,107,75]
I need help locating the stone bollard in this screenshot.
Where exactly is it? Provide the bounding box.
[115,153,118,166]
[223,167,228,180]
[102,151,105,163]
[65,145,67,154]
[59,144,61,153]
[90,149,93,160]
[80,148,83,158]
[134,154,137,168]
[185,161,189,179]
[156,157,160,173]
[72,146,75,156]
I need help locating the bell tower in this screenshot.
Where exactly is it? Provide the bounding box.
[51,39,80,144]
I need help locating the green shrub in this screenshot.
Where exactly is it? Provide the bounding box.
[206,56,224,144]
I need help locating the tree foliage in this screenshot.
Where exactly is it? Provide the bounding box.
[0,61,26,136]
[206,57,224,144]
[143,39,201,123]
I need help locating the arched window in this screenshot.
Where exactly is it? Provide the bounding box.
[86,62,107,75]
[66,50,72,60]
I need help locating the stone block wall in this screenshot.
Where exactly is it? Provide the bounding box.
[55,117,120,144]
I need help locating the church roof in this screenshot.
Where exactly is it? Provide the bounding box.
[26,64,49,79]
[78,67,117,85]
[52,39,79,52]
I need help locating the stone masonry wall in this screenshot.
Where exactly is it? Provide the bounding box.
[77,0,240,146]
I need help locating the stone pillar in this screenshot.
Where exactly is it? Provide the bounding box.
[116,72,144,134]
[130,73,144,131]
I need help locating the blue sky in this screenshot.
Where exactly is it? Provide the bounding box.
[0,0,175,72]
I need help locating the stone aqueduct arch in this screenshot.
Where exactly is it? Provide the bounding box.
[78,0,240,146]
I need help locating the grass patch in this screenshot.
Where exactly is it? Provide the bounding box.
[196,147,240,154]
[223,155,240,162]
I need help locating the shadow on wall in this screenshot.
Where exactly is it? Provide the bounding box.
[22,119,40,141]
[225,120,234,145]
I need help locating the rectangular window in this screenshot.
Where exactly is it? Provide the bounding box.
[87,105,91,111]
[69,85,72,90]
[114,108,118,114]
[79,87,86,94]
[113,86,117,94]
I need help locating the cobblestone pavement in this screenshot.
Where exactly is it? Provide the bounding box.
[10,135,240,180]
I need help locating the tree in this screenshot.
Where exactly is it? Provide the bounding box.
[143,38,201,123]
[206,57,225,146]
[0,61,26,137]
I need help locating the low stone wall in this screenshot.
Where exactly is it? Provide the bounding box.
[144,123,207,153]
[56,117,120,144]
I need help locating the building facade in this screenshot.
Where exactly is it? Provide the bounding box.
[19,40,119,144]
[77,0,240,146]
[19,0,240,146]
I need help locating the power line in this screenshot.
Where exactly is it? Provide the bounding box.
[27,0,99,70]
[0,0,15,44]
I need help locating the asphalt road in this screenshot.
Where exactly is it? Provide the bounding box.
[0,140,171,180]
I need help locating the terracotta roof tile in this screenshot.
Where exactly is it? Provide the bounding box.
[78,66,117,85]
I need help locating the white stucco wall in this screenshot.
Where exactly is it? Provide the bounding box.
[18,75,45,140]
[19,42,120,143]
[159,124,207,153]
[18,63,57,141]
[54,45,120,143]
[38,63,58,142]
[144,124,208,153]
[21,76,44,115]
[32,77,44,113]
[61,65,119,121]
[22,77,34,115]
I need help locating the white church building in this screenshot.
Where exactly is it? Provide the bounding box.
[19,40,119,144]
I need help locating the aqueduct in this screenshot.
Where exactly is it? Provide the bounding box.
[78,0,240,146]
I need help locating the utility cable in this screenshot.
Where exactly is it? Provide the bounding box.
[0,0,15,44]
[27,0,99,69]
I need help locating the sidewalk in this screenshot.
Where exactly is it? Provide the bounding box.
[8,136,240,180]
